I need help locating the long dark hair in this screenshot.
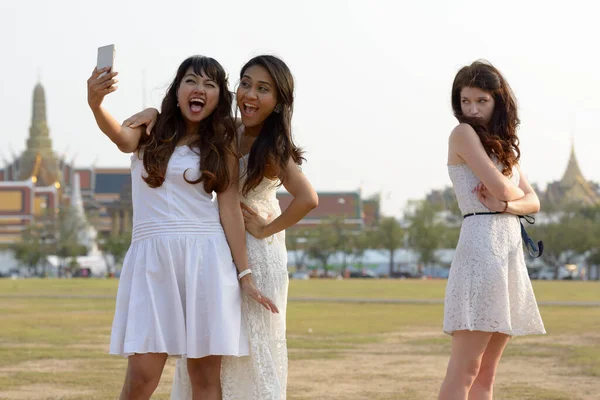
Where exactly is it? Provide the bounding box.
[137,55,235,193]
[239,55,304,195]
[451,60,521,176]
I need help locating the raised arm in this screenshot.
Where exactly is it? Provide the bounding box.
[86,67,143,153]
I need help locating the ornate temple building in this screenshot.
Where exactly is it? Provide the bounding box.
[541,142,600,208]
[0,83,131,245]
[0,84,379,247]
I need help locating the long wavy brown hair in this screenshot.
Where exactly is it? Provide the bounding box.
[451,60,521,176]
[137,55,235,193]
[238,55,304,196]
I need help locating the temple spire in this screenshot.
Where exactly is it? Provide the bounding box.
[561,139,585,187]
[19,82,58,182]
[26,83,53,153]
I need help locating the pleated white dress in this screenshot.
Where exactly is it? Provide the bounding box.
[109,146,249,358]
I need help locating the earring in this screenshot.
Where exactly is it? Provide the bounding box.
[177,102,180,108]
[274,104,282,113]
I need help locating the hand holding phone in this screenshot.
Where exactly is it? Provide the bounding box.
[88,44,118,110]
[97,44,116,77]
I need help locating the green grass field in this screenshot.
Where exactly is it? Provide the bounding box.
[0,279,599,399]
[2,278,599,302]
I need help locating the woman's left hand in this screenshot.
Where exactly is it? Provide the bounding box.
[123,108,159,136]
[241,203,271,239]
[240,274,279,313]
[475,183,506,212]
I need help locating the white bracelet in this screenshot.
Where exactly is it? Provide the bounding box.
[238,269,252,280]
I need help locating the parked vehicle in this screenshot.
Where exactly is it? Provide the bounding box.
[291,271,310,280]
[349,269,378,279]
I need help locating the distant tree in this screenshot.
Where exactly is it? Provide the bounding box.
[529,210,593,279]
[306,219,340,271]
[405,200,444,273]
[12,221,48,276]
[372,217,404,276]
[101,232,132,274]
[349,229,373,268]
[54,205,87,276]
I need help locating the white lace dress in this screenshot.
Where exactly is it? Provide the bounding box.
[171,153,289,400]
[444,163,546,336]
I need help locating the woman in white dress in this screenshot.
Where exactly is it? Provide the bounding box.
[439,60,546,400]
[127,55,318,400]
[87,55,277,400]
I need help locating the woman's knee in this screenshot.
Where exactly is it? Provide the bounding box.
[448,354,482,386]
[123,369,161,398]
[187,356,222,389]
[122,353,166,398]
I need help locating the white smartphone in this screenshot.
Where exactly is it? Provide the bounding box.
[97,44,116,77]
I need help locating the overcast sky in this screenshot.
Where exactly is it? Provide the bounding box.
[1,0,599,216]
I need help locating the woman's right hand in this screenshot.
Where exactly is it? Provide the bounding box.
[240,274,279,314]
[87,67,118,111]
[123,108,160,136]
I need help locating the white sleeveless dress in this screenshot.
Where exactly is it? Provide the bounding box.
[171,140,290,399]
[109,146,248,358]
[444,163,546,336]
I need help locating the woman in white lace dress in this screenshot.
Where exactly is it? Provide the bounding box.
[128,55,318,400]
[439,61,545,400]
